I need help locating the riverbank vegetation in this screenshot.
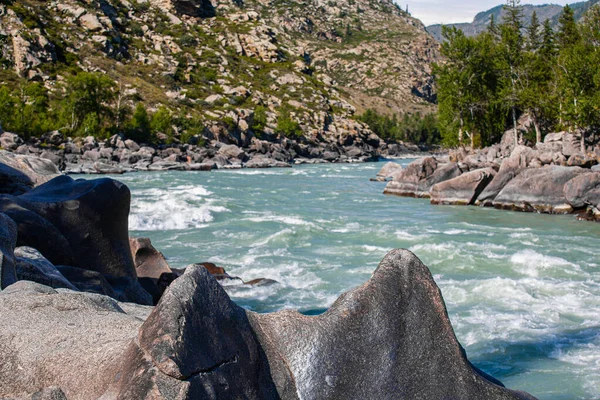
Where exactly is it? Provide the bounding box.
[435,0,600,149]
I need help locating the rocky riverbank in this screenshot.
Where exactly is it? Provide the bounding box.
[378,130,600,221]
[0,129,430,175]
[0,141,536,399]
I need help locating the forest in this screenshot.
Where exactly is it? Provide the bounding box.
[435,0,600,150]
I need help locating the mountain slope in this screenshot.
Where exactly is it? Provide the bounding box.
[0,0,439,145]
[426,0,599,41]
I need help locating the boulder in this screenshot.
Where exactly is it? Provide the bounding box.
[129,237,173,304]
[477,146,538,207]
[567,153,597,168]
[2,176,152,305]
[0,281,144,399]
[493,166,585,214]
[376,161,402,181]
[0,160,35,195]
[384,158,462,198]
[55,265,120,299]
[0,151,60,191]
[431,168,497,206]
[564,172,600,209]
[250,250,536,399]
[14,247,78,291]
[0,198,76,267]
[106,264,280,399]
[0,213,18,290]
[0,132,23,150]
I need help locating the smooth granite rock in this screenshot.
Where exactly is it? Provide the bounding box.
[4,176,151,304]
[493,166,585,214]
[430,168,497,206]
[0,281,143,399]
[564,172,600,209]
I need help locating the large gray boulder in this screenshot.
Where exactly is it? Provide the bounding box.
[0,176,152,305]
[0,151,60,195]
[0,281,146,399]
[0,212,18,290]
[106,264,280,399]
[563,172,600,209]
[107,250,536,400]
[493,166,585,214]
[0,251,537,400]
[377,161,403,180]
[477,146,538,207]
[431,168,497,206]
[384,157,462,198]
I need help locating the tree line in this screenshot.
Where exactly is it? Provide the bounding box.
[435,0,600,151]
[0,71,209,144]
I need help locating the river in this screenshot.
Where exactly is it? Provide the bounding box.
[117,160,600,399]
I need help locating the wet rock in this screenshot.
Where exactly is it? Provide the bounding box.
[14,247,78,291]
[5,176,151,305]
[431,168,497,206]
[245,156,291,169]
[0,213,18,290]
[493,166,585,214]
[0,281,143,398]
[93,162,125,174]
[564,172,600,209]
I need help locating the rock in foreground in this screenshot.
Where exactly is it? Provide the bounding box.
[0,250,537,399]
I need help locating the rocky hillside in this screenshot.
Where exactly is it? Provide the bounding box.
[0,0,439,146]
[427,0,600,41]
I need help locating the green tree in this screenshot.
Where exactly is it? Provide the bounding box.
[275,109,302,138]
[251,105,268,136]
[499,0,525,147]
[62,72,116,135]
[127,103,152,143]
[150,105,173,142]
[0,86,16,133]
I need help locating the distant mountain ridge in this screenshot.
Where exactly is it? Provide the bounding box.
[426,0,600,41]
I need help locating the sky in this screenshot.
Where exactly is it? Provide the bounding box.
[403,0,574,26]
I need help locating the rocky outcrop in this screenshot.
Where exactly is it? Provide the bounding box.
[476,146,538,207]
[0,251,537,400]
[430,168,497,206]
[564,172,600,209]
[0,176,152,305]
[372,161,402,182]
[0,150,60,194]
[493,166,585,214]
[384,157,462,198]
[0,281,147,399]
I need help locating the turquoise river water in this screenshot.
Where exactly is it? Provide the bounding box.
[116,160,600,399]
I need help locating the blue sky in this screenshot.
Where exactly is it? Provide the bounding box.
[403,1,573,26]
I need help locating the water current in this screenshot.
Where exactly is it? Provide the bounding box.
[116,160,600,399]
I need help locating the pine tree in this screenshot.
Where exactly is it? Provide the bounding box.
[526,11,541,51]
[499,0,525,147]
[558,5,581,49]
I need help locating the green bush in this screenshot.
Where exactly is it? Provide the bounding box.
[276,109,303,138]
